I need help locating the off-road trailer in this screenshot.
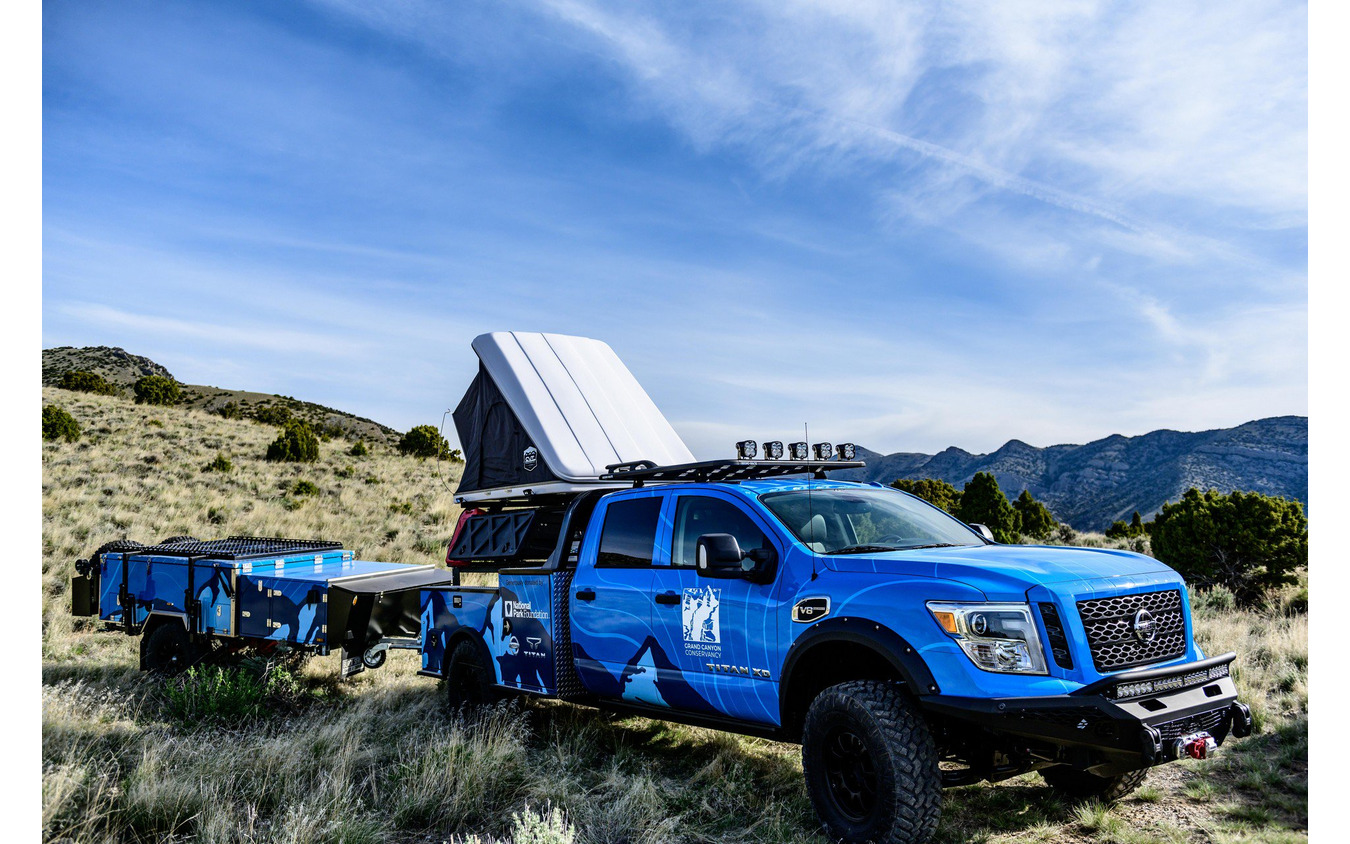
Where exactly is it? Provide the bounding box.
[71,535,457,675]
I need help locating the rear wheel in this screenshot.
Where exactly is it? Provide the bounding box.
[156,535,198,546]
[802,680,941,844]
[444,641,495,711]
[1040,766,1148,802]
[141,621,202,675]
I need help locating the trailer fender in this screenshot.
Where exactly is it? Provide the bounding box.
[143,610,190,632]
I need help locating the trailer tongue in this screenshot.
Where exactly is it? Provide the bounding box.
[71,536,457,676]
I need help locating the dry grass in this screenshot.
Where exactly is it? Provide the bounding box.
[41,387,1308,843]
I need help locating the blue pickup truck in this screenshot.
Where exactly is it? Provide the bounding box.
[425,467,1251,844]
[72,332,1253,844]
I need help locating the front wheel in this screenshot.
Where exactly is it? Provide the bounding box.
[1039,766,1148,802]
[802,680,941,844]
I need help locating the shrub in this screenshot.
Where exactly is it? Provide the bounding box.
[956,472,1019,543]
[350,440,368,457]
[215,402,242,420]
[42,405,81,442]
[1150,488,1308,605]
[398,424,452,459]
[890,478,962,513]
[291,480,319,497]
[1106,511,1148,539]
[265,421,319,463]
[57,370,119,396]
[133,375,180,406]
[162,665,300,724]
[252,404,291,426]
[201,453,233,473]
[1012,489,1057,540]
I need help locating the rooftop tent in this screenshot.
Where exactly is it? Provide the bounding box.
[452,332,695,500]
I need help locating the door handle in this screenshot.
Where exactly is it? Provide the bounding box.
[575,588,596,601]
[654,591,680,605]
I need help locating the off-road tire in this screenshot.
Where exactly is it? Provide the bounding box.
[140,621,202,675]
[444,641,495,711]
[1039,766,1148,802]
[90,539,143,566]
[802,680,941,844]
[157,535,198,546]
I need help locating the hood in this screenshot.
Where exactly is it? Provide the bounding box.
[824,544,1178,599]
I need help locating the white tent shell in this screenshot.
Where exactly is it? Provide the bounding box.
[456,332,695,501]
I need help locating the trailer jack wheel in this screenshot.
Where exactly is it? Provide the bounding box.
[362,645,388,670]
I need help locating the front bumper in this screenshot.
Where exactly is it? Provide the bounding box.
[919,652,1252,776]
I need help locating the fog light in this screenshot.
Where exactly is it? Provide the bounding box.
[812,442,833,460]
[836,443,856,460]
[763,441,784,459]
[789,442,809,460]
[736,440,758,459]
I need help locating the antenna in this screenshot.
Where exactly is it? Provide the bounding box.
[807,421,818,581]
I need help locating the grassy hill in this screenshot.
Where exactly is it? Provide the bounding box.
[41,388,1307,844]
[43,346,402,445]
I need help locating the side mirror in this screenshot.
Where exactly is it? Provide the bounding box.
[696,534,778,581]
[969,523,996,542]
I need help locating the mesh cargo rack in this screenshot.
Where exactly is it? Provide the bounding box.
[131,536,344,560]
[599,458,866,484]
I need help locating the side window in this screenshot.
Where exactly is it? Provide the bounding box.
[672,496,770,567]
[595,497,663,568]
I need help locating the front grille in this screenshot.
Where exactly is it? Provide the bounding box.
[1154,706,1228,741]
[1077,589,1186,672]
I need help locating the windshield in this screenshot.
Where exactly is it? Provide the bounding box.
[758,487,984,554]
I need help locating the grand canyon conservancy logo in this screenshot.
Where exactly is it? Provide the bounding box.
[505,600,548,620]
[1132,609,1158,644]
[523,446,539,472]
[682,586,722,659]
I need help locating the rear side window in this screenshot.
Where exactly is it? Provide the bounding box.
[672,496,771,567]
[596,497,663,567]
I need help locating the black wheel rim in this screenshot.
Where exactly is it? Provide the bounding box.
[148,631,186,673]
[822,725,879,823]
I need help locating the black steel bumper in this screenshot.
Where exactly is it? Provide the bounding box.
[919,653,1252,775]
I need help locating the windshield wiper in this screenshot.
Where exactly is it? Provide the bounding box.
[894,543,963,550]
[824,544,903,555]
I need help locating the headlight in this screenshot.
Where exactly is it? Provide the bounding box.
[926,602,1048,674]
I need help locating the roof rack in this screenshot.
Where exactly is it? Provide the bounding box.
[132,536,344,560]
[600,458,866,484]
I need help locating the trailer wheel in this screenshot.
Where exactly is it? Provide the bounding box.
[444,641,495,711]
[802,680,941,844]
[141,621,202,676]
[1039,766,1148,802]
[157,535,198,546]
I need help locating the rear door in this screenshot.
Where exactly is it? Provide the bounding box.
[569,491,667,702]
[650,491,785,725]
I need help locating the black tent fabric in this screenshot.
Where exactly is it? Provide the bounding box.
[453,363,561,494]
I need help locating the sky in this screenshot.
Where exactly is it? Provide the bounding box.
[41,0,1308,458]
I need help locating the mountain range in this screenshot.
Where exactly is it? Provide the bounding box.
[837,416,1307,530]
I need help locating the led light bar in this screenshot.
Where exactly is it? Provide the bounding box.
[1112,662,1230,700]
[788,442,809,460]
[763,441,784,460]
[812,442,833,461]
[735,440,758,459]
